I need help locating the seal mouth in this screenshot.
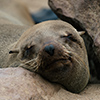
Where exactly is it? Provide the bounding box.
[43,57,72,70]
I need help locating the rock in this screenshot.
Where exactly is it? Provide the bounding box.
[0,67,60,100]
[0,67,100,100]
[48,0,100,39]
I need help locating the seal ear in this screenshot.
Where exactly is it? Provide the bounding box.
[9,49,19,54]
[78,31,85,36]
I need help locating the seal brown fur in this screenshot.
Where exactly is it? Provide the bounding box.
[8,20,90,93]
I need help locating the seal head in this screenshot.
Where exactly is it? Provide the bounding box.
[9,20,90,93]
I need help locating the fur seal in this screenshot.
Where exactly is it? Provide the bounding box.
[8,20,90,93]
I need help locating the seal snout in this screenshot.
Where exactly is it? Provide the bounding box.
[39,41,72,70]
[44,44,55,56]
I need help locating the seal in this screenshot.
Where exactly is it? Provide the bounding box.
[8,20,90,93]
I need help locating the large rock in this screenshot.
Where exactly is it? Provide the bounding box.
[0,67,59,100]
[0,67,100,100]
[48,0,100,39]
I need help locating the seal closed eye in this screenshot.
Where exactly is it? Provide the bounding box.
[8,20,90,93]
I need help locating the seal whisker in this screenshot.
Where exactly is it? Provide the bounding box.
[24,58,36,65]
[19,58,39,72]
[19,62,38,72]
[31,65,39,72]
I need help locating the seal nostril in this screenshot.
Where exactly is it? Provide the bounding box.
[44,44,55,56]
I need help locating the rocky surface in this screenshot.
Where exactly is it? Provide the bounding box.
[0,67,100,100]
[48,0,100,39]
[0,67,60,100]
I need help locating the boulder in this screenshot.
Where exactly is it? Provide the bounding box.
[48,0,100,39]
[0,67,100,100]
[0,67,60,100]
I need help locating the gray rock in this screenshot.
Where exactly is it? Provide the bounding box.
[0,67,100,100]
[0,67,60,100]
[48,0,100,39]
